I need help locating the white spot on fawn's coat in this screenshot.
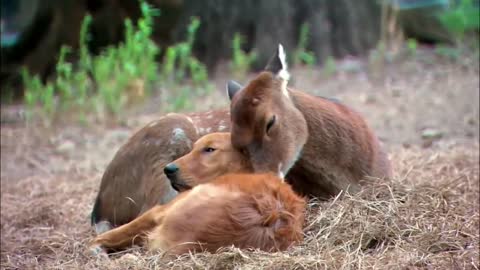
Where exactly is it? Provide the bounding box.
[95,221,113,235]
[170,128,190,146]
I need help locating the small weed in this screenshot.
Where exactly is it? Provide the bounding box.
[293,23,316,67]
[435,45,462,60]
[368,41,391,78]
[169,86,194,111]
[0,86,15,104]
[323,56,337,77]
[91,1,160,117]
[438,0,479,43]
[188,58,209,87]
[161,17,212,111]
[21,1,211,124]
[22,1,160,123]
[22,70,56,123]
[435,0,479,62]
[161,17,207,86]
[230,33,257,80]
[407,38,418,57]
[161,47,177,82]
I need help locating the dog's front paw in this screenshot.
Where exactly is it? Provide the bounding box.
[89,243,108,258]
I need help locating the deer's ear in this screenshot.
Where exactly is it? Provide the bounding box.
[226,80,243,101]
[265,44,290,82]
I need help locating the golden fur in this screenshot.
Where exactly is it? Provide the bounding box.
[90,133,306,255]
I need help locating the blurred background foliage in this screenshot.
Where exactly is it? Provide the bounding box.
[0,0,478,123]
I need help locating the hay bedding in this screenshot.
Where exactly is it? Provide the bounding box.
[1,55,479,269]
[1,142,478,270]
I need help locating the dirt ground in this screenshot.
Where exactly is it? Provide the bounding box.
[1,49,479,269]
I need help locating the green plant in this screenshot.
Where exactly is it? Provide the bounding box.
[0,85,15,104]
[188,58,209,87]
[230,33,257,79]
[434,0,479,62]
[22,0,161,122]
[178,17,200,81]
[161,17,206,84]
[91,1,160,116]
[437,0,479,42]
[22,45,78,122]
[160,17,212,109]
[407,38,418,56]
[323,56,337,76]
[170,86,194,111]
[162,47,177,82]
[21,68,55,122]
[22,1,212,123]
[435,45,462,60]
[293,23,316,67]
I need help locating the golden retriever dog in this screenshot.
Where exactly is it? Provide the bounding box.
[90,133,306,255]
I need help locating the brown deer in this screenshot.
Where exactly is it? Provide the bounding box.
[90,133,305,255]
[226,44,392,198]
[91,110,231,234]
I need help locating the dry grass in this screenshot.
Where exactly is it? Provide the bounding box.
[1,51,479,269]
[1,143,478,270]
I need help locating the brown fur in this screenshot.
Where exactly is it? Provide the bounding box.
[91,110,230,233]
[228,46,392,198]
[90,133,306,255]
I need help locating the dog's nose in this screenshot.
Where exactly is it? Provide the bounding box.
[164,163,179,176]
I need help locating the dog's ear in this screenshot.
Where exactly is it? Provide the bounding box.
[226,80,243,101]
[265,44,290,81]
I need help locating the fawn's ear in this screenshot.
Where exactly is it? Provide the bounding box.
[265,44,290,82]
[265,44,290,97]
[226,80,243,101]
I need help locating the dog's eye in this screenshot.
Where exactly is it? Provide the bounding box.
[266,115,276,133]
[203,147,216,153]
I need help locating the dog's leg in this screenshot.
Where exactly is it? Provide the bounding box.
[89,204,167,253]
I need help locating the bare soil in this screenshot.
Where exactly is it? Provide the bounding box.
[1,50,479,269]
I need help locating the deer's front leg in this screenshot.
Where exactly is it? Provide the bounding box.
[89,204,167,254]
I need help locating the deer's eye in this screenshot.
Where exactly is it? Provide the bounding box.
[203,147,216,153]
[266,115,276,134]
